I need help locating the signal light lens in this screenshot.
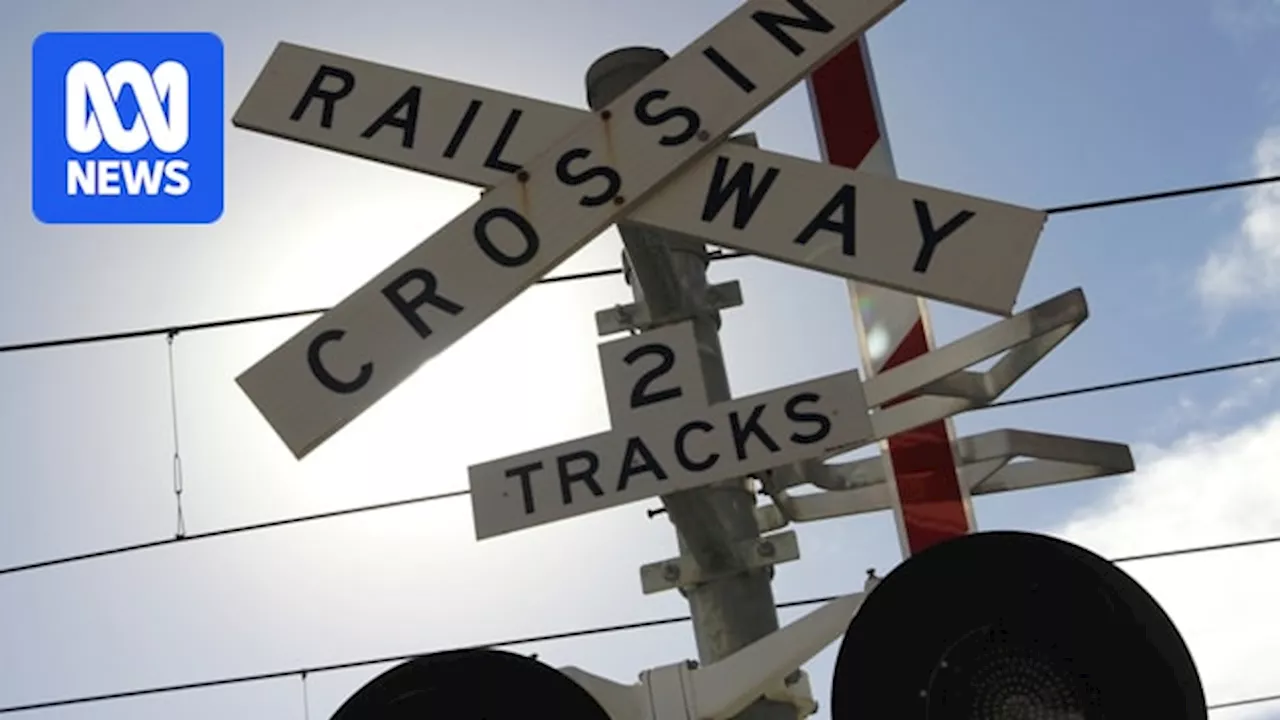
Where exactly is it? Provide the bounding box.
[831,531,1206,720]
[329,648,612,720]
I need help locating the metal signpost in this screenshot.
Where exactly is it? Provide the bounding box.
[232,1,1208,718]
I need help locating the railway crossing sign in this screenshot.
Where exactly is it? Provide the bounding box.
[232,3,1212,714]
[232,0,1051,459]
[235,42,1046,317]
[468,321,874,539]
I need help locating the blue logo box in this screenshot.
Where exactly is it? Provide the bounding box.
[32,32,225,224]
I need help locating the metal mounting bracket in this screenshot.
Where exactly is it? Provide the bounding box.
[755,428,1134,530]
[638,530,800,595]
[559,572,880,720]
[764,670,819,719]
[596,280,744,336]
[853,286,1087,443]
[635,287,1093,530]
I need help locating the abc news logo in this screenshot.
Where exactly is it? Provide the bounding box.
[64,59,192,197]
[32,32,225,225]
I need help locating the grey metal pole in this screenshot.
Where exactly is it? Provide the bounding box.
[586,48,795,720]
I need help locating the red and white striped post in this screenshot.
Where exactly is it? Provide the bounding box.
[806,41,976,557]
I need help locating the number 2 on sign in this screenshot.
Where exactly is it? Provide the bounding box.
[598,322,710,427]
[625,342,684,409]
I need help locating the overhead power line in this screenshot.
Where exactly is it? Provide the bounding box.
[0,173,1277,357]
[985,351,1280,410]
[0,559,1275,715]
[3,348,1280,580]
[1206,692,1280,712]
[1040,173,1280,215]
[0,489,471,577]
[2,176,1278,716]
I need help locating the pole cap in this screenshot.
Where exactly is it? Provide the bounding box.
[585,47,669,109]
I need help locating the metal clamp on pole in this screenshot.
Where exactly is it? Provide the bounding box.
[639,530,801,595]
[597,281,746,337]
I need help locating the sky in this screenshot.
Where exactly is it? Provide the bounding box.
[1,0,1279,717]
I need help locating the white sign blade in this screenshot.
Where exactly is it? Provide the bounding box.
[237,0,905,458]
[632,143,1046,315]
[236,38,1041,315]
[468,370,872,540]
[233,42,586,190]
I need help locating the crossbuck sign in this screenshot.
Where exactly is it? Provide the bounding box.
[235,0,1047,459]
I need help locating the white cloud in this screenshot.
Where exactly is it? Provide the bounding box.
[1090,118,1280,718]
[1051,411,1280,717]
[1197,126,1280,313]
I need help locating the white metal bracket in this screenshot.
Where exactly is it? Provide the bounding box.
[596,280,744,336]
[755,428,1134,531]
[764,670,818,719]
[854,286,1087,443]
[559,570,882,720]
[636,287,1092,535]
[638,530,800,595]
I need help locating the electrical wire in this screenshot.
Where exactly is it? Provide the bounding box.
[0,173,1276,358]
[0,170,1274,579]
[7,351,1280,572]
[0,489,470,577]
[1,357,1275,701]
[0,534,1275,715]
[985,352,1280,409]
[3,348,1280,580]
[1207,692,1280,712]
[2,174,1279,714]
